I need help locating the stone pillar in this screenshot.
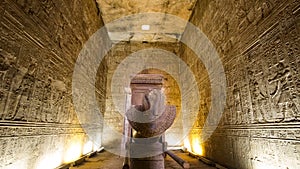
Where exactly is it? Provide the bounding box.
[125,74,176,169]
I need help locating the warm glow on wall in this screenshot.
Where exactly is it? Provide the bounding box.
[35,151,62,169]
[184,136,204,156]
[192,138,203,156]
[83,141,93,155]
[64,142,82,163]
[184,138,192,152]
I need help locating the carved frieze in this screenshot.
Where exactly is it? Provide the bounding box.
[0,0,107,168]
[183,0,300,168]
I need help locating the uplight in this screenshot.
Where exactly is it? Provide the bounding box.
[192,138,203,156]
[64,142,82,163]
[184,138,192,152]
[35,152,62,169]
[83,141,93,155]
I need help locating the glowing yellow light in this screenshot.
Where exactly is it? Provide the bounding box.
[83,141,93,155]
[35,151,62,169]
[184,138,192,152]
[64,142,82,163]
[192,138,203,156]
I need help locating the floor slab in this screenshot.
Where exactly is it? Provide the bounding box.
[70,150,216,169]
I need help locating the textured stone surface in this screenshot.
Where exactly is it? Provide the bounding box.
[0,0,108,168]
[97,0,196,23]
[96,0,197,42]
[0,0,299,168]
[181,0,300,168]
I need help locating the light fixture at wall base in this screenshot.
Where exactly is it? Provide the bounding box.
[55,147,105,169]
[184,149,228,169]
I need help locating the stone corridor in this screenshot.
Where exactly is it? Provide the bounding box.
[0,0,299,169]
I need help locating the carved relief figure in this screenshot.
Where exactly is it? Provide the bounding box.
[13,74,34,121]
[223,101,232,125]
[240,85,252,124]
[41,78,52,122]
[0,53,16,119]
[3,67,28,120]
[234,0,248,19]
[233,84,243,124]
[234,0,250,32]
[14,63,36,121]
[248,69,268,123]
[268,62,299,122]
[30,80,44,122]
[235,0,273,32]
[50,86,65,123]
[248,59,299,124]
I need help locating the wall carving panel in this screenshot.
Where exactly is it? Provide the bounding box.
[181,0,300,168]
[0,0,108,168]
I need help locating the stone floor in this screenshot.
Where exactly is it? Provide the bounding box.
[70,150,216,169]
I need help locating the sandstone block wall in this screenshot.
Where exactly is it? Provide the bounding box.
[103,41,184,147]
[181,0,300,168]
[0,0,108,168]
[1,0,299,168]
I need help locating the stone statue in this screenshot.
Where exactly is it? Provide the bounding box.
[125,74,176,169]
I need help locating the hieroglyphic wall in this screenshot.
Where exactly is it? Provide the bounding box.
[0,0,108,168]
[181,0,299,168]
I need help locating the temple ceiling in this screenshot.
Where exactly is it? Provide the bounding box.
[96,0,197,42]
